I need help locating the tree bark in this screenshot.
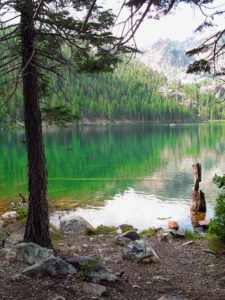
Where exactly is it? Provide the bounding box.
[21,3,52,248]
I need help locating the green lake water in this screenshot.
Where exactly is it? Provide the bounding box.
[1,124,225,229]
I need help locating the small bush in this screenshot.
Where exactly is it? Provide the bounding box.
[208,174,225,242]
[140,228,157,237]
[50,224,62,248]
[16,206,28,225]
[92,225,117,236]
[206,234,225,252]
[120,225,134,233]
[183,229,203,240]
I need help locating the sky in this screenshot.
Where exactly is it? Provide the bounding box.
[107,0,225,47]
[2,0,224,48]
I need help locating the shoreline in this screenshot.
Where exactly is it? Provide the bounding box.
[2,119,223,130]
[0,215,224,300]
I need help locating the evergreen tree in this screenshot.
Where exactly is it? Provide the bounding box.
[0,0,130,248]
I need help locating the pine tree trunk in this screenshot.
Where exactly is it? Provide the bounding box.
[21,5,52,248]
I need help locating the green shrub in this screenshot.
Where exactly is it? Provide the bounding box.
[183,229,204,239]
[140,228,157,237]
[91,225,117,236]
[120,225,134,233]
[206,234,225,251]
[16,206,28,225]
[50,224,62,248]
[208,174,225,242]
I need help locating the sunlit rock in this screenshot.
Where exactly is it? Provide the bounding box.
[122,239,159,263]
[60,215,94,234]
[6,242,54,264]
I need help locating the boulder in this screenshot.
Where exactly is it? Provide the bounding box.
[0,224,9,246]
[4,233,24,249]
[114,236,132,246]
[66,255,117,282]
[60,215,94,234]
[81,282,107,297]
[22,257,76,277]
[168,220,179,231]
[157,232,173,242]
[6,242,54,264]
[157,230,184,241]
[1,211,17,221]
[122,239,159,263]
[120,229,140,241]
[169,230,185,239]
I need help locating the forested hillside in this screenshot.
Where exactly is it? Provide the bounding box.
[0,60,224,127]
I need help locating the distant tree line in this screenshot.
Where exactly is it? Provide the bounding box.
[0,60,224,127]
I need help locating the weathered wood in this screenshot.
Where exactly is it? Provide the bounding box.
[190,211,206,227]
[192,163,201,193]
[191,190,206,213]
[190,163,207,228]
[192,163,201,183]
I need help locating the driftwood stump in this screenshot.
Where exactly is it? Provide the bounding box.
[190,163,206,227]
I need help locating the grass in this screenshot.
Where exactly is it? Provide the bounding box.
[183,229,205,240]
[91,225,117,236]
[120,224,134,233]
[16,206,28,225]
[50,224,62,248]
[204,233,225,252]
[140,228,158,237]
[208,120,225,123]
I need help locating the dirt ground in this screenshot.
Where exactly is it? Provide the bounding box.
[0,228,225,300]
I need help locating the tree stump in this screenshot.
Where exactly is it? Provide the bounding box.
[190,163,206,227]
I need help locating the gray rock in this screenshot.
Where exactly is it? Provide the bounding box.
[114,236,132,246]
[51,296,66,300]
[203,249,216,256]
[66,255,117,282]
[6,242,54,264]
[50,296,66,300]
[120,230,140,241]
[219,276,225,286]
[4,233,24,249]
[169,230,185,239]
[60,215,94,234]
[82,282,107,297]
[158,296,189,300]
[0,261,10,267]
[22,257,76,277]
[66,255,104,271]
[157,232,173,242]
[1,211,17,221]
[0,224,9,246]
[11,273,28,281]
[122,239,159,263]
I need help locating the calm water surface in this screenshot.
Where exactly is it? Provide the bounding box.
[1,124,225,229]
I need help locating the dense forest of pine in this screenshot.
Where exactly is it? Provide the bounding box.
[0,60,224,127]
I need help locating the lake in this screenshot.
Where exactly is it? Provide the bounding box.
[1,123,225,230]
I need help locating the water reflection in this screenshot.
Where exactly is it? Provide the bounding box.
[51,188,213,230]
[0,124,225,225]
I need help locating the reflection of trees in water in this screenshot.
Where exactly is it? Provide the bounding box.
[0,124,225,205]
[142,125,225,203]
